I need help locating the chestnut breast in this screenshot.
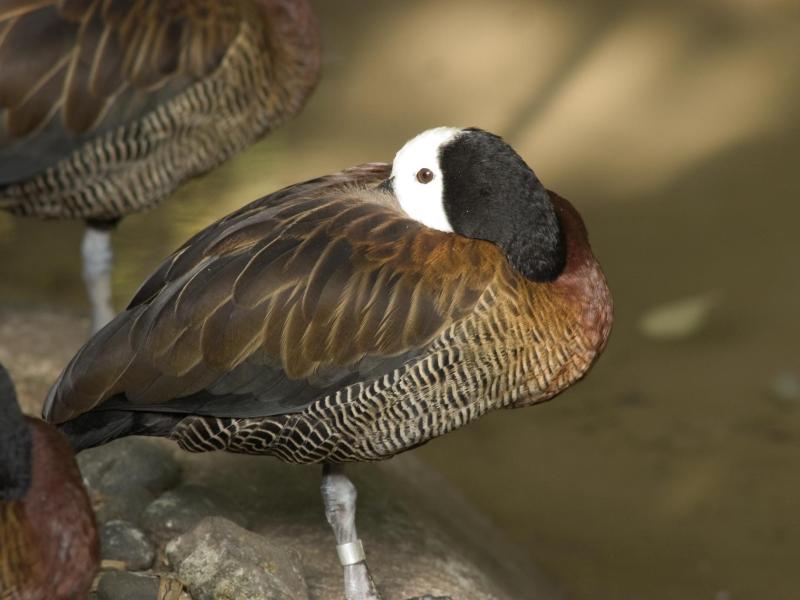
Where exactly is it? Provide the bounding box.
[0,420,98,600]
[490,192,613,407]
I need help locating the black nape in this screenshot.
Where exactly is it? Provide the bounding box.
[439,128,566,282]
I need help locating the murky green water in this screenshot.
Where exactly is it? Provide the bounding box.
[2,1,799,598]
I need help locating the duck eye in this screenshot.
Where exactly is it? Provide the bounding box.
[416,168,434,184]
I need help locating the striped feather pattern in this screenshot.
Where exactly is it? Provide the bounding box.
[45,164,613,464]
[172,269,598,463]
[44,164,500,422]
[0,0,243,138]
[0,0,320,219]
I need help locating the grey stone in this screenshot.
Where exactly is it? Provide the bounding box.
[78,437,181,497]
[143,484,246,540]
[94,487,156,527]
[170,451,562,600]
[166,516,309,600]
[96,571,159,600]
[100,520,155,571]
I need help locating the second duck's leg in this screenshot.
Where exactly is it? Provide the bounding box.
[321,463,381,600]
[81,224,115,334]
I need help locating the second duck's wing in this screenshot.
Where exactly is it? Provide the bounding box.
[0,0,247,182]
[44,164,503,422]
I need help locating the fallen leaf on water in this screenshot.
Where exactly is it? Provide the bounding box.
[770,371,800,405]
[638,292,719,341]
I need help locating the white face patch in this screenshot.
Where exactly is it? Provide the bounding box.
[390,127,462,232]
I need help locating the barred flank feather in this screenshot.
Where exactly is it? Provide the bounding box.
[0,0,320,221]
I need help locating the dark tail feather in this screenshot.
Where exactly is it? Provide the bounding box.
[58,410,182,452]
[0,364,25,429]
[0,363,32,499]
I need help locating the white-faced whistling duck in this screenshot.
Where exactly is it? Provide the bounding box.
[0,0,321,333]
[0,364,99,600]
[43,127,613,600]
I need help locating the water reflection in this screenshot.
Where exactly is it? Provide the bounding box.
[1,1,799,598]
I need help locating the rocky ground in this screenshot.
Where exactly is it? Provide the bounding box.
[80,437,562,600]
[1,304,561,600]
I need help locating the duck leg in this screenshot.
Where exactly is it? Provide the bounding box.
[321,463,381,600]
[81,224,115,334]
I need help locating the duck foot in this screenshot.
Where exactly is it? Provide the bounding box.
[321,463,381,600]
[81,226,115,334]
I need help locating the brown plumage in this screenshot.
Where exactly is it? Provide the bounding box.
[0,0,320,220]
[44,128,613,464]
[42,127,612,600]
[0,366,99,600]
[0,0,320,333]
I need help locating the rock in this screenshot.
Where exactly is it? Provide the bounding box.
[78,437,181,497]
[166,516,309,600]
[143,484,246,540]
[175,451,562,600]
[0,295,563,600]
[96,571,159,600]
[100,520,155,571]
[93,487,156,527]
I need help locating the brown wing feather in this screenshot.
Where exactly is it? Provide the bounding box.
[0,0,243,140]
[44,164,502,423]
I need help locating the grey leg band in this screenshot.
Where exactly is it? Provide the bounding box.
[336,539,366,566]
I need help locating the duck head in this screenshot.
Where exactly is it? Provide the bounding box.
[388,127,566,282]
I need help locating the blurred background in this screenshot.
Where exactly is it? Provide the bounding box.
[1,0,799,598]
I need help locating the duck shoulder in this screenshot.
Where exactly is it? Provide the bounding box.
[43,163,506,423]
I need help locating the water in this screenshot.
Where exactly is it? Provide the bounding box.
[2,1,799,597]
